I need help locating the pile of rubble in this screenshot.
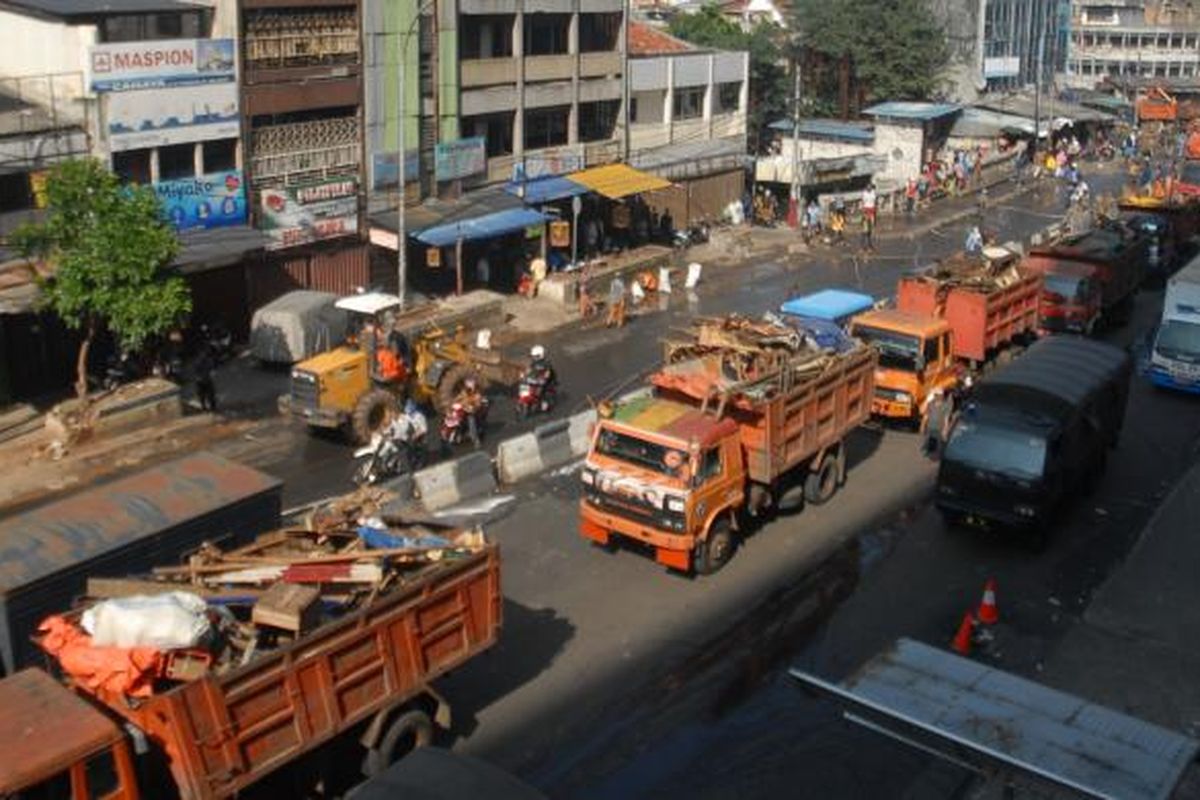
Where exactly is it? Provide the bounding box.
[921,247,1025,292]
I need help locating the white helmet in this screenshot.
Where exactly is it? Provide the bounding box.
[531,345,546,360]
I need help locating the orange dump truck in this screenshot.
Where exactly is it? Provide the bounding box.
[580,316,876,575]
[0,544,501,800]
[849,247,1040,422]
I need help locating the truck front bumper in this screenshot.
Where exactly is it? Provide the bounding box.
[871,397,915,419]
[1149,368,1200,394]
[579,501,694,572]
[277,395,346,429]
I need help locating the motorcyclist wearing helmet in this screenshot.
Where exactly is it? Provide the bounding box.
[522,344,558,412]
[391,399,428,464]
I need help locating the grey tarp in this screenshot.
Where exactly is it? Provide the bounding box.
[250,290,347,364]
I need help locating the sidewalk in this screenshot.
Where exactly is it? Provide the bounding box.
[1041,450,1200,740]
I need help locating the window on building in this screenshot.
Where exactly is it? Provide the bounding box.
[113,149,152,185]
[525,105,569,150]
[673,87,705,120]
[462,112,514,156]
[100,11,208,42]
[579,13,620,52]
[159,143,196,181]
[579,100,618,142]
[460,14,513,59]
[0,172,33,212]
[717,82,740,113]
[629,97,639,123]
[524,14,569,55]
[203,139,237,173]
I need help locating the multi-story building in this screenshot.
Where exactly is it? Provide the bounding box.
[930,0,1069,101]
[626,21,748,222]
[1062,0,1200,88]
[238,0,371,294]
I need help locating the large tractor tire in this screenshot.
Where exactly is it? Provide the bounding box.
[351,389,397,445]
[436,364,476,413]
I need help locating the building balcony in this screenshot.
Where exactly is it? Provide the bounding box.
[249,116,360,184]
[583,138,620,167]
[462,58,518,88]
[580,51,620,78]
[524,54,574,82]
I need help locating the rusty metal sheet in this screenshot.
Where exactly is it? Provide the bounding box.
[0,452,280,593]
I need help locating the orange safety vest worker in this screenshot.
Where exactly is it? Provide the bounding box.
[376,348,405,382]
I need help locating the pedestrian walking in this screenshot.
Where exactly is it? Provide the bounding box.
[921,388,952,459]
[194,348,218,412]
[905,178,918,215]
[859,212,874,252]
[605,276,627,328]
[965,225,983,254]
[861,184,877,225]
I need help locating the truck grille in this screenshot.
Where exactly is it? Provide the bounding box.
[291,375,319,411]
[585,490,685,532]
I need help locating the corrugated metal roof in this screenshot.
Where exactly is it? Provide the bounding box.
[504,175,589,204]
[414,208,549,247]
[793,638,1200,800]
[862,102,961,121]
[0,452,282,592]
[769,118,875,142]
[2,0,207,18]
[568,164,674,199]
[951,107,1043,139]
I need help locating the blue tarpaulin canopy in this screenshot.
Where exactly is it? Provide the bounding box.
[504,176,589,204]
[415,208,549,247]
[780,289,874,324]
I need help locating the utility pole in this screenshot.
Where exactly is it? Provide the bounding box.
[397,39,407,307]
[789,51,801,228]
[1033,29,1045,160]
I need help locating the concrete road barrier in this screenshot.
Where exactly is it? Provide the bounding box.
[496,409,598,485]
[414,450,497,511]
[567,410,596,457]
[496,432,544,484]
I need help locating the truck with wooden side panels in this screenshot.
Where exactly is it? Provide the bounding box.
[1021,224,1148,335]
[848,247,1040,423]
[580,316,876,575]
[0,544,502,800]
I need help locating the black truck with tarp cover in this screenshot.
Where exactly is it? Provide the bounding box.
[936,337,1131,537]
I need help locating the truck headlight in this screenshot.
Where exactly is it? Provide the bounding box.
[292,370,316,382]
[581,468,596,486]
[1014,504,1037,518]
[666,497,685,513]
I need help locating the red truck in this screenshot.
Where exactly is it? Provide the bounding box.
[1021,225,1149,335]
[0,544,502,800]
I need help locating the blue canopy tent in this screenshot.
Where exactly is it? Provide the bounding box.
[503,175,589,204]
[414,207,549,247]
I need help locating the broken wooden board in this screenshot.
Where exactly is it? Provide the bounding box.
[252,583,321,633]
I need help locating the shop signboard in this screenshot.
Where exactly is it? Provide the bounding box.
[435,138,486,181]
[154,170,247,231]
[512,146,584,182]
[107,83,239,151]
[88,38,236,92]
[550,220,570,247]
[260,178,359,250]
[983,56,1020,79]
[370,150,421,191]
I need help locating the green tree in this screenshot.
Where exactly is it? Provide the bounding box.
[11,159,189,398]
[669,6,789,154]
[791,0,949,112]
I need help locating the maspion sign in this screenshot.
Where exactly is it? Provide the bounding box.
[88,38,235,92]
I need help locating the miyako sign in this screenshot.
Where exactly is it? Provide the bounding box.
[88,38,236,92]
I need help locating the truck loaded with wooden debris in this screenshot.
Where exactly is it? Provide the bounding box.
[849,246,1040,423]
[580,315,875,575]
[0,488,501,800]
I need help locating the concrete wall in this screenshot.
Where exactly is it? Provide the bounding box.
[0,11,93,95]
[871,121,925,189]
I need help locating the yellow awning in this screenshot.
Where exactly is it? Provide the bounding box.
[568,164,673,199]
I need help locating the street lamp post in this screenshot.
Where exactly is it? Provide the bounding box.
[396,2,435,308]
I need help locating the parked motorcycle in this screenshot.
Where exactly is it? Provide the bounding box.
[199,321,234,364]
[515,375,556,418]
[440,398,489,447]
[101,350,142,391]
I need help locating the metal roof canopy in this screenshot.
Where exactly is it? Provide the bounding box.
[780,289,874,323]
[568,163,674,199]
[791,638,1200,800]
[504,175,589,204]
[862,101,961,122]
[414,207,548,248]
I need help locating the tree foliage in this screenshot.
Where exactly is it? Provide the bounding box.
[669,6,789,154]
[11,159,189,397]
[791,0,949,111]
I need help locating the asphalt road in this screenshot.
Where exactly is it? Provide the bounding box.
[217,170,1187,798]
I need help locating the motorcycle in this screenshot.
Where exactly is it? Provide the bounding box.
[515,375,556,418]
[353,423,426,486]
[199,321,234,364]
[440,398,489,447]
[101,350,142,391]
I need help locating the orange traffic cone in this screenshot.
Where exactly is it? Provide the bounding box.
[977,579,999,625]
[951,611,975,655]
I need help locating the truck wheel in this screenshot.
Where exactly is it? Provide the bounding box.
[351,389,397,444]
[363,709,434,777]
[436,364,474,414]
[696,518,735,575]
[804,454,840,505]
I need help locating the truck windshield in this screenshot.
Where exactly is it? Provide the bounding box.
[853,325,920,371]
[1043,274,1087,302]
[944,421,1047,480]
[1156,319,1200,361]
[595,428,689,478]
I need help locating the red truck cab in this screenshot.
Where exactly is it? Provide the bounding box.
[1034,261,1102,335]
